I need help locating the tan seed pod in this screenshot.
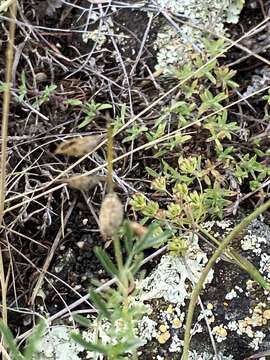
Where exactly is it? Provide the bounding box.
[54,134,105,157]
[60,174,106,192]
[35,72,48,83]
[99,192,124,240]
[129,221,147,237]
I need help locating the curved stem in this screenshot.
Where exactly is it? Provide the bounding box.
[198,225,270,290]
[182,198,270,359]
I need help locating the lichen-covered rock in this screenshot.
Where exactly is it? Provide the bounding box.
[153,0,245,70]
[137,233,213,305]
[33,326,83,360]
[189,351,234,360]
[136,219,270,359]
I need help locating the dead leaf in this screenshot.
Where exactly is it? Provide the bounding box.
[129,221,148,237]
[60,174,106,192]
[99,192,123,241]
[54,134,105,157]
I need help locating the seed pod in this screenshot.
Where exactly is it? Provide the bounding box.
[60,174,106,192]
[99,192,123,240]
[54,134,105,157]
[35,72,48,83]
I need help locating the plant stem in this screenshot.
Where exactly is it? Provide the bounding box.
[198,225,270,290]
[106,113,114,194]
[182,199,270,359]
[0,2,17,359]
[113,236,123,273]
[0,1,16,225]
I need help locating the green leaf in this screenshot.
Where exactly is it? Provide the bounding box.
[64,99,83,106]
[0,320,24,360]
[205,72,216,84]
[145,167,160,178]
[133,225,171,253]
[0,82,11,92]
[111,340,141,355]
[73,314,92,328]
[215,92,228,103]
[130,253,145,275]
[122,222,133,255]
[90,290,111,319]
[78,116,94,129]
[94,247,118,277]
[71,333,109,354]
[24,320,46,360]
[97,103,112,111]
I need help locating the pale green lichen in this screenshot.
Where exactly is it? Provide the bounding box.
[137,233,214,304]
[226,0,245,23]
[153,0,245,70]
[189,351,234,360]
[33,326,83,360]
[137,316,158,345]
[243,67,270,97]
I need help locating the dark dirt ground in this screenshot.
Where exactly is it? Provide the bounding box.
[1,0,270,359]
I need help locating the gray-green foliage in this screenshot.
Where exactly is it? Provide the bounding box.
[71,222,172,360]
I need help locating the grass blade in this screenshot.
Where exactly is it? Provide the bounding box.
[0,320,24,360]
[94,247,118,277]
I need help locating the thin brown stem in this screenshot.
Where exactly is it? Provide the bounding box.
[0,1,17,358]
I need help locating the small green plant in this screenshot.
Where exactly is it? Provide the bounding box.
[168,237,189,256]
[204,182,234,218]
[71,222,171,360]
[203,111,239,151]
[33,84,57,109]
[123,124,148,143]
[79,100,112,129]
[64,98,113,128]
[198,89,228,115]
[0,319,46,360]
[2,75,58,109]
[214,67,239,91]
[16,71,27,103]
[112,104,127,134]
[127,37,270,232]
[262,88,270,104]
